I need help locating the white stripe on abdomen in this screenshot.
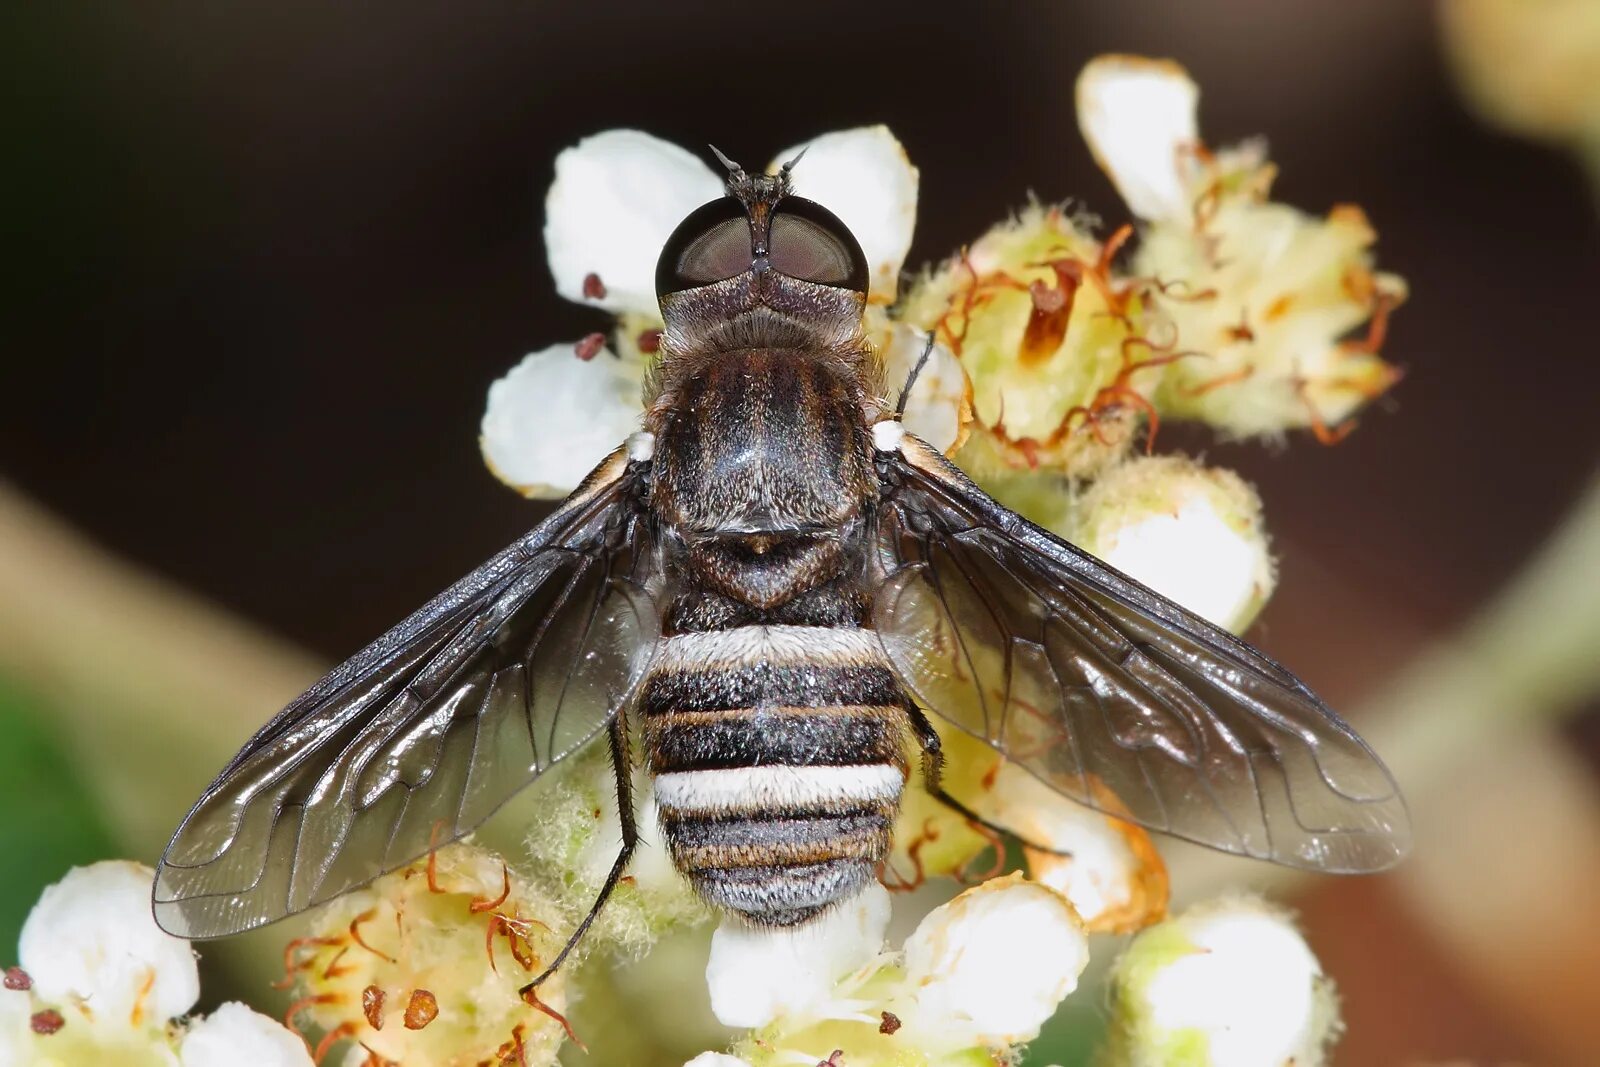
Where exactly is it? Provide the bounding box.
[653,763,905,816]
[655,624,883,670]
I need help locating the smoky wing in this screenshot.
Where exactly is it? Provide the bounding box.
[154,449,658,938]
[873,434,1410,872]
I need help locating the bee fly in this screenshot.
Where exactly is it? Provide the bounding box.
[154,150,1410,989]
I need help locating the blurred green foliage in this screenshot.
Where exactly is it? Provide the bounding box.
[0,677,118,956]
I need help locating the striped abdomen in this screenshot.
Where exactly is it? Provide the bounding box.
[644,623,908,926]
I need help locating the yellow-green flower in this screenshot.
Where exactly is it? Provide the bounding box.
[284,843,572,1067]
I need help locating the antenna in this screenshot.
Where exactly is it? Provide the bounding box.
[895,332,938,419]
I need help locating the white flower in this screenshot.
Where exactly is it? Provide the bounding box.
[19,861,198,1028]
[484,126,922,499]
[893,873,1088,1051]
[4,861,307,1067]
[1104,896,1341,1067]
[1071,455,1275,633]
[704,883,890,1028]
[179,1003,312,1067]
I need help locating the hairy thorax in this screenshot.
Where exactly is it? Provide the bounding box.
[647,349,878,612]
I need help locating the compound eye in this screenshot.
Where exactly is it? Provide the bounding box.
[768,196,869,292]
[655,197,750,296]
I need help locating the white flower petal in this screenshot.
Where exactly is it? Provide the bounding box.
[705,883,890,1028]
[899,874,1087,1049]
[545,130,724,313]
[180,1003,312,1067]
[771,126,919,303]
[879,324,969,454]
[18,861,199,1027]
[683,1055,753,1067]
[480,342,645,499]
[1121,898,1333,1067]
[1076,55,1201,224]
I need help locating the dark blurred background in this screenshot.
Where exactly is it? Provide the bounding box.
[3,2,1598,1063]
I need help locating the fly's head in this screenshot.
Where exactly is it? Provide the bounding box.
[653,150,871,357]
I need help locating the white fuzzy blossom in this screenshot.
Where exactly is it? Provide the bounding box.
[1103,897,1341,1067]
[178,1004,314,1067]
[894,874,1088,1051]
[980,761,1169,934]
[2,862,309,1067]
[1072,454,1275,633]
[706,884,891,1028]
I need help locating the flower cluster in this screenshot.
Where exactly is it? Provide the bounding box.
[482,53,1401,638]
[697,877,1090,1067]
[1,861,310,1067]
[680,883,1337,1067]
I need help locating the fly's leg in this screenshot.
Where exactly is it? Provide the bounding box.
[904,703,1069,857]
[519,714,637,993]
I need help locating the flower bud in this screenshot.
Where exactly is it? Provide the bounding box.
[179,1003,311,1067]
[704,884,890,1028]
[985,765,1169,934]
[1103,896,1341,1067]
[1072,455,1275,633]
[894,873,1088,1051]
[19,861,199,1029]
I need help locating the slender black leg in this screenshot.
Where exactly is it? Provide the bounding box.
[904,703,1070,857]
[520,715,638,993]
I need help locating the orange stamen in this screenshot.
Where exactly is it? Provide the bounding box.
[522,985,584,1050]
[469,863,513,914]
[314,1021,358,1064]
[272,936,343,990]
[349,909,397,964]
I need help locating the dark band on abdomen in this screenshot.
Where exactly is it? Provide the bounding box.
[649,705,903,772]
